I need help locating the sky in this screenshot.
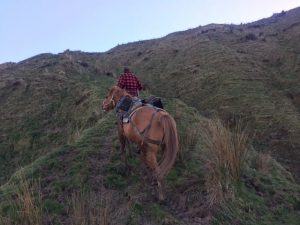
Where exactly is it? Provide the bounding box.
[0,0,299,63]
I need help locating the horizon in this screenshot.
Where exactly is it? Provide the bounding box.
[1,0,299,64]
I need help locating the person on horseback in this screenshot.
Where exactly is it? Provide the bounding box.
[117,67,143,97]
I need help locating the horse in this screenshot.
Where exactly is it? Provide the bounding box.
[102,86,179,200]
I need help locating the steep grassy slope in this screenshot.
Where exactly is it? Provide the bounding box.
[0,6,300,225]
[92,7,300,179]
[0,53,113,184]
[3,9,298,178]
[1,97,299,225]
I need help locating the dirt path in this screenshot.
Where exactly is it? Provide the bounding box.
[85,126,134,225]
[88,126,117,192]
[86,126,212,224]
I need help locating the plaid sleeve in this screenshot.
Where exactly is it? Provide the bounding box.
[117,75,125,88]
[136,77,142,90]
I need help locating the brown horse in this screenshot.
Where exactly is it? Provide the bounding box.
[102,86,179,200]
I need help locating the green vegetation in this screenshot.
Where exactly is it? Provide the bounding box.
[97,8,300,180]
[1,7,300,225]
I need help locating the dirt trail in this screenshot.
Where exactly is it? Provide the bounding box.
[85,126,134,225]
[88,126,117,192]
[84,125,212,224]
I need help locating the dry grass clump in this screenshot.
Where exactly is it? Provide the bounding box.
[0,175,110,225]
[255,152,272,173]
[68,191,109,225]
[203,118,249,207]
[0,172,42,225]
[179,124,201,152]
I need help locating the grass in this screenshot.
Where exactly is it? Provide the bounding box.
[203,118,249,207]
[0,95,299,225]
[149,203,167,221]
[0,171,42,225]
[213,168,300,225]
[68,191,108,225]
[96,8,300,181]
[0,174,110,225]
[2,13,300,223]
[0,62,114,185]
[0,112,116,224]
[255,152,272,174]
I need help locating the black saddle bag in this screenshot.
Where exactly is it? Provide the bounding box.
[145,96,164,109]
[116,96,133,112]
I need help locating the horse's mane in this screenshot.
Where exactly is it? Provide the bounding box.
[110,86,131,98]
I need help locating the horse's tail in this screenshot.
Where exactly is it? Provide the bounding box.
[157,114,179,180]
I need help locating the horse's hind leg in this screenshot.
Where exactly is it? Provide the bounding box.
[145,146,165,201]
[139,144,152,182]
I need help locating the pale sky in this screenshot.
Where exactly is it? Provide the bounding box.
[0,0,299,63]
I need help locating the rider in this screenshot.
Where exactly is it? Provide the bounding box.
[117,67,143,97]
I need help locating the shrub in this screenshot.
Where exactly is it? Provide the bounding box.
[245,33,257,41]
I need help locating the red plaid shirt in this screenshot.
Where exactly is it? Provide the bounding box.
[117,72,142,96]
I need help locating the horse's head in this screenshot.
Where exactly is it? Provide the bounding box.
[102,86,125,111]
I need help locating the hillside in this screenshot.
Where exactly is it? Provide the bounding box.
[94,7,300,180]
[0,7,300,225]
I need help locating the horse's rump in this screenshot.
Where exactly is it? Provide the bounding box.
[126,106,164,143]
[127,107,178,179]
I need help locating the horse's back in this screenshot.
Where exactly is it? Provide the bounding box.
[123,106,167,144]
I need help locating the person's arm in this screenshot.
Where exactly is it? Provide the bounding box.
[136,77,142,91]
[117,75,125,88]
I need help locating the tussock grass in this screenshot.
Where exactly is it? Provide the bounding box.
[0,171,42,225]
[179,124,201,153]
[68,191,109,225]
[255,152,272,173]
[203,118,249,207]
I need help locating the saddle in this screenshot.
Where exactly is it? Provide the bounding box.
[116,95,165,146]
[116,96,164,123]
